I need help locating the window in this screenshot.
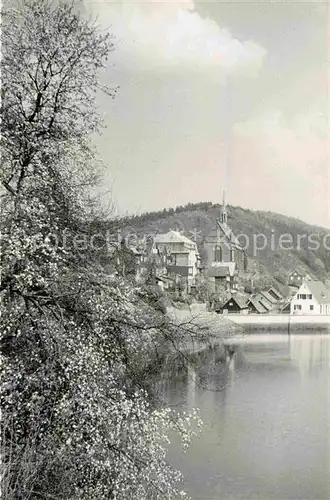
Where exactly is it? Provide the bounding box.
[214,246,222,262]
[294,305,302,310]
[188,267,193,275]
[310,305,314,311]
[298,294,307,299]
[308,294,312,299]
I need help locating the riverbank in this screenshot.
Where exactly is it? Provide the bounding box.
[226,313,330,332]
[167,305,330,334]
[166,304,242,356]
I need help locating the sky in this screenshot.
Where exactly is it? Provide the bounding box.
[83,0,329,228]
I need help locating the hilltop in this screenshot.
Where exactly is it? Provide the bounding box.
[116,202,330,293]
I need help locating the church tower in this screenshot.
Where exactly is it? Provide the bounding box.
[220,189,227,226]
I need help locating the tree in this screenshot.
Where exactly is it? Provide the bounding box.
[1,2,201,499]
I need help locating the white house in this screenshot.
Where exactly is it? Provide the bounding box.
[154,230,200,291]
[290,280,330,315]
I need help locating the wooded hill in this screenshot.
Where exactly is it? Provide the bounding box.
[117,202,330,291]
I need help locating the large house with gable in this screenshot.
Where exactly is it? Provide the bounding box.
[290,279,330,315]
[202,192,246,294]
[154,230,201,292]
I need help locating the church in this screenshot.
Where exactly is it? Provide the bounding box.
[202,192,247,294]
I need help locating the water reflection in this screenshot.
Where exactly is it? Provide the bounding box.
[187,363,197,408]
[165,334,330,500]
[289,334,330,374]
[224,333,330,376]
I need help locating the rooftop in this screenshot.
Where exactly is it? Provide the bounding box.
[267,287,283,300]
[208,262,236,278]
[154,230,196,247]
[303,280,330,304]
[248,298,269,313]
[222,296,249,309]
[259,290,278,304]
[217,221,244,250]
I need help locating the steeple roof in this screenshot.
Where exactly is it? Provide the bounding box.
[220,189,227,225]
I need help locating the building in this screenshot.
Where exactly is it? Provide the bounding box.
[288,269,304,288]
[252,287,284,312]
[267,287,283,301]
[290,280,330,315]
[260,290,278,305]
[253,291,275,311]
[203,191,246,294]
[281,301,291,314]
[207,262,236,294]
[247,297,270,314]
[217,296,249,314]
[154,230,200,292]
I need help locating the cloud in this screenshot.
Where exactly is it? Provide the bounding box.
[158,107,329,226]
[86,0,266,75]
[231,110,329,226]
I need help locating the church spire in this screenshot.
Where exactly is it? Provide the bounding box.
[220,189,227,225]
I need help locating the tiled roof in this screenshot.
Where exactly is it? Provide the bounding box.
[221,296,248,310]
[217,221,244,250]
[267,287,283,300]
[248,298,269,313]
[236,297,249,309]
[154,230,196,247]
[289,270,302,277]
[259,290,278,304]
[253,293,272,309]
[204,221,243,251]
[258,298,272,311]
[207,262,236,278]
[304,280,330,304]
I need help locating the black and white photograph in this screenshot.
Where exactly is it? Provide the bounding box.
[1,1,329,499]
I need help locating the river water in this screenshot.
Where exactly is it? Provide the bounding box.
[164,334,330,500]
